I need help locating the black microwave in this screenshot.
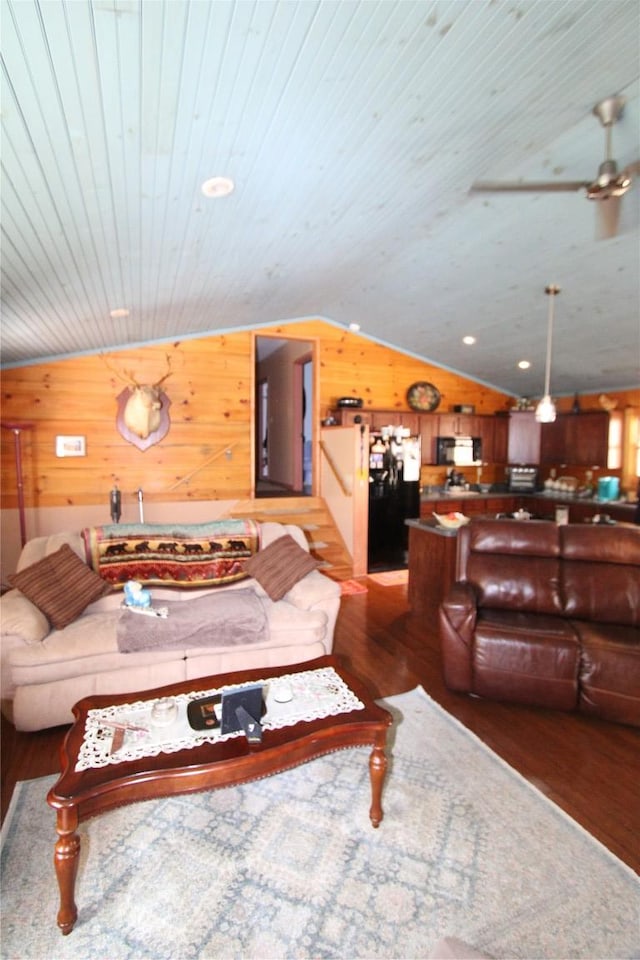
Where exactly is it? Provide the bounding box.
[436,436,482,466]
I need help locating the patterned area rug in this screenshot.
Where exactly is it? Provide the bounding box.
[2,688,637,960]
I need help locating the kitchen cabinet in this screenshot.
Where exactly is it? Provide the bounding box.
[332,408,371,426]
[481,415,509,464]
[437,413,482,437]
[332,408,422,432]
[508,411,541,464]
[330,409,515,467]
[419,415,438,465]
[370,411,420,432]
[540,412,609,467]
[539,417,565,464]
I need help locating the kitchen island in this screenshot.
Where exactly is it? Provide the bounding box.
[407,493,637,618]
[406,518,459,618]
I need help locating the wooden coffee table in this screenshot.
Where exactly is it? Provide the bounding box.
[47,655,392,935]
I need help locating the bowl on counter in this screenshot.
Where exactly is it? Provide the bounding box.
[433,511,471,529]
[478,483,492,493]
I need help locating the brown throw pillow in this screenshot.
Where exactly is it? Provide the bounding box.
[244,534,319,601]
[9,543,112,630]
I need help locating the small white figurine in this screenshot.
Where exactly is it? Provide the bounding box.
[121,581,168,618]
[123,580,152,609]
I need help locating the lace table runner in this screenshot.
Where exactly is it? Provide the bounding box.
[75,667,364,771]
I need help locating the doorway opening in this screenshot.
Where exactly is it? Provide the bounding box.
[254,336,315,498]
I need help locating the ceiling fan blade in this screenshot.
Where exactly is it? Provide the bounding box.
[595,196,622,240]
[470,180,587,194]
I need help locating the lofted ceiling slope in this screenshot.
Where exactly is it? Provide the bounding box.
[1,0,639,397]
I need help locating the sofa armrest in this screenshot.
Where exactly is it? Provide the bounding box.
[0,589,50,645]
[281,570,341,611]
[439,581,478,693]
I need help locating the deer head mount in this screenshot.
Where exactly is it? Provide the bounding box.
[105,355,173,451]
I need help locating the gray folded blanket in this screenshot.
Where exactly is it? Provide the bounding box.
[117,589,268,652]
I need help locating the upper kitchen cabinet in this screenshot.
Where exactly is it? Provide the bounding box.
[419,415,439,464]
[437,413,483,436]
[538,416,565,464]
[482,415,509,464]
[507,411,541,464]
[332,408,372,426]
[540,411,610,467]
[370,411,421,433]
[331,407,421,435]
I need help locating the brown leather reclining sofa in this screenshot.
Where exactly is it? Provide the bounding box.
[439,519,640,727]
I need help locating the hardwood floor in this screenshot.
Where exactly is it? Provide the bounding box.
[2,579,639,874]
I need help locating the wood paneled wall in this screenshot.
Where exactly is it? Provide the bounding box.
[2,334,252,509]
[3,318,635,513]
[0,319,509,511]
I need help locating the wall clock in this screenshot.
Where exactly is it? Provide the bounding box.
[406,382,441,413]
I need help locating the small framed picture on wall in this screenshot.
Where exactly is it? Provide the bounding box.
[55,435,86,458]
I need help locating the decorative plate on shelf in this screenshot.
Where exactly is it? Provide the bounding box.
[406,381,441,412]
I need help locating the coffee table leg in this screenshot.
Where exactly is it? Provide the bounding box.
[368,740,388,827]
[53,807,80,935]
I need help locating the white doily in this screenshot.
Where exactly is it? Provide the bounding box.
[75,667,364,771]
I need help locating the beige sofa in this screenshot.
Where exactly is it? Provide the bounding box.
[1,521,341,731]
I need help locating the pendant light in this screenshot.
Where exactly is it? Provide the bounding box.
[535,284,560,423]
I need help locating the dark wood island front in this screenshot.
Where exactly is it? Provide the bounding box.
[406,519,460,618]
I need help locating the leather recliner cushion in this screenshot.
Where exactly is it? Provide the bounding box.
[465,553,563,616]
[561,525,640,627]
[460,521,563,616]
[573,620,640,726]
[473,609,580,710]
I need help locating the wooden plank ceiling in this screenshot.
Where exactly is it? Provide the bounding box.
[1,0,639,396]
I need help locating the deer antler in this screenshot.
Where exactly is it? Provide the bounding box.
[153,354,173,389]
[100,354,140,388]
[122,368,141,387]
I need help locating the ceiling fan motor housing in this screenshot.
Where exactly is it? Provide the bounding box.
[588,160,632,199]
[471,93,636,231]
[593,94,626,128]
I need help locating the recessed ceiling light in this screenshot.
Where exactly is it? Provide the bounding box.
[349,322,361,332]
[462,335,476,345]
[109,307,130,319]
[201,176,235,198]
[518,360,531,369]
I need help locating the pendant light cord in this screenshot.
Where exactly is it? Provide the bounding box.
[543,284,560,397]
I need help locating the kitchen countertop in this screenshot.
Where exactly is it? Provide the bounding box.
[406,518,460,537]
[420,490,636,513]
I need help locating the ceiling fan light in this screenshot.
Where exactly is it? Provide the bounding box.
[535,395,556,423]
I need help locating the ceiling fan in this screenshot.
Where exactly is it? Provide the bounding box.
[471,95,639,239]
